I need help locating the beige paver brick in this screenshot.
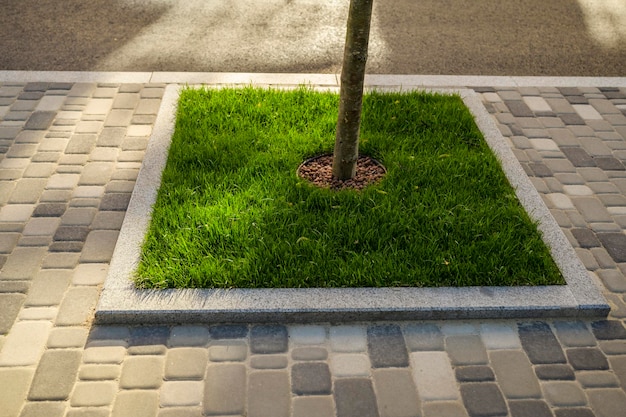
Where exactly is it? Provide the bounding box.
[577,371,621,388]
[0,320,52,365]
[112,390,158,417]
[410,351,459,401]
[82,346,127,364]
[126,125,152,137]
[0,247,46,279]
[78,364,121,380]
[80,230,119,263]
[22,217,60,236]
[289,325,327,345]
[72,263,109,286]
[587,388,626,417]
[28,349,81,400]
[165,348,208,380]
[18,401,66,417]
[0,369,34,417]
[19,306,57,320]
[373,368,421,417]
[422,401,469,417]
[541,381,587,406]
[25,269,71,306]
[0,204,35,222]
[47,327,89,348]
[84,98,113,115]
[9,178,47,203]
[248,370,290,417]
[160,381,203,407]
[208,341,247,362]
[330,353,370,377]
[204,363,246,415]
[250,354,288,369]
[446,335,488,365]
[292,396,335,417]
[47,173,80,190]
[79,162,115,185]
[60,207,97,226]
[608,355,626,389]
[120,356,164,389]
[70,381,117,407]
[56,286,99,326]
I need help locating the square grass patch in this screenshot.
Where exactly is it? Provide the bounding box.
[135,86,564,289]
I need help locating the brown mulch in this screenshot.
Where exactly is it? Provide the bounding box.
[297,154,386,191]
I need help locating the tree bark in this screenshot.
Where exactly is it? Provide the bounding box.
[332,0,374,180]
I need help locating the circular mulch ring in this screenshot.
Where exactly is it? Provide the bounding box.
[297,154,387,191]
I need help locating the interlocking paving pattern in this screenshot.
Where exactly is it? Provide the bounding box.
[0,81,626,416]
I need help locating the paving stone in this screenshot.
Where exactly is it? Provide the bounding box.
[80,230,119,263]
[24,111,55,130]
[335,378,379,417]
[203,363,246,415]
[566,348,609,370]
[19,402,66,417]
[460,383,507,417]
[56,286,99,326]
[542,381,587,407]
[608,355,626,388]
[553,408,595,417]
[208,340,247,362]
[28,349,81,400]
[97,127,126,147]
[292,396,335,417]
[588,389,626,417]
[25,269,71,306]
[112,390,158,417]
[403,323,444,351]
[422,401,469,417]
[105,109,134,127]
[597,233,626,263]
[292,346,328,361]
[120,355,164,389]
[508,399,553,417]
[367,324,409,368]
[41,252,80,269]
[91,211,125,230]
[0,204,35,223]
[250,354,288,369]
[73,263,109,286]
[330,353,371,377]
[157,407,203,417]
[518,322,566,364]
[591,320,626,340]
[289,325,326,345]
[99,192,131,210]
[0,369,34,417]
[553,321,597,347]
[169,325,209,346]
[561,113,586,125]
[78,364,121,380]
[572,197,612,222]
[489,350,541,399]
[534,364,576,380]
[128,326,169,354]
[82,346,126,364]
[292,362,331,395]
[455,366,495,382]
[577,370,621,388]
[0,320,52,365]
[446,334,488,365]
[529,162,553,177]
[0,293,24,334]
[372,368,420,417]
[70,381,116,407]
[165,348,208,380]
[160,381,203,407]
[9,178,47,204]
[79,162,115,185]
[0,281,29,293]
[573,104,603,120]
[248,370,290,417]
[330,325,367,352]
[410,351,459,400]
[250,324,288,354]
[570,228,601,248]
[207,324,248,340]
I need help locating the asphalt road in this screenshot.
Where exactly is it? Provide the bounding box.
[1,0,625,76]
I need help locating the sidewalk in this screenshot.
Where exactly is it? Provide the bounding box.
[1,73,626,417]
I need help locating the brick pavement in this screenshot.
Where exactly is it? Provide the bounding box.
[1,79,626,416]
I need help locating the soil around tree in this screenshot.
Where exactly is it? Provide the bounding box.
[297,154,386,190]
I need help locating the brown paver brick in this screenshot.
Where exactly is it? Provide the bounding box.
[372,368,421,417]
[248,370,290,417]
[490,350,541,399]
[204,363,246,415]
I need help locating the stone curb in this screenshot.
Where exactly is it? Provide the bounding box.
[95,80,610,324]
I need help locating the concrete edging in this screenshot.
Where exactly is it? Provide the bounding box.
[95,78,610,324]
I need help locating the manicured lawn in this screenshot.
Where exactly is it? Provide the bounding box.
[135,87,564,289]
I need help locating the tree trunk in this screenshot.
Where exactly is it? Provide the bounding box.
[332,0,374,180]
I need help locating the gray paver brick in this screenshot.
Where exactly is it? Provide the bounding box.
[422,401,469,417]
[587,389,626,417]
[542,381,587,406]
[0,247,45,280]
[330,325,367,352]
[292,362,331,395]
[209,340,247,362]
[577,370,621,388]
[165,348,208,380]
[169,325,209,346]
[508,400,553,417]
[534,364,575,380]
[597,233,626,263]
[566,348,609,370]
[489,350,541,399]
[250,354,288,369]
[335,378,380,417]
[204,363,246,415]
[518,322,566,364]
[28,349,81,400]
[608,355,626,389]
[372,368,421,417]
[367,324,409,368]
[248,370,290,417]
[553,321,597,347]
[455,366,495,382]
[592,320,626,340]
[80,230,119,263]
[0,293,24,334]
[460,383,507,417]
[250,324,288,354]
[292,346,328,361]
[24,111,56,130]
[112,390,158,417]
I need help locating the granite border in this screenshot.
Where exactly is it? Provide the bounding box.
[95,80,610,324]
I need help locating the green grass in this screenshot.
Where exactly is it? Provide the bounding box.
[135,86,565,289]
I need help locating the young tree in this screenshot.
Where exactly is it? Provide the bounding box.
[332,0,374,180]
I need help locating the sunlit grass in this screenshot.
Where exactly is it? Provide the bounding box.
[135,86,564,289]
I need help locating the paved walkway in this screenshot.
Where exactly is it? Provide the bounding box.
[1,75,626,417]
